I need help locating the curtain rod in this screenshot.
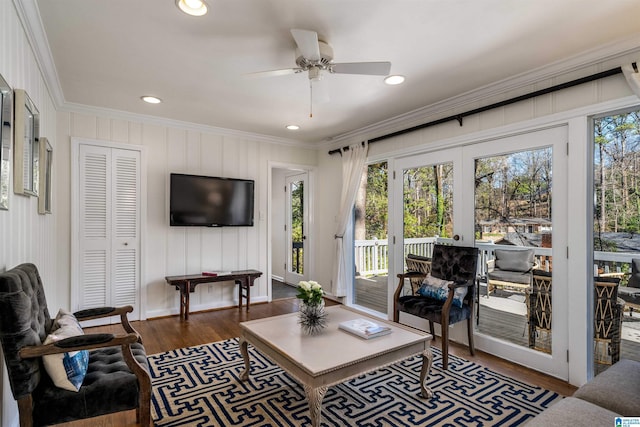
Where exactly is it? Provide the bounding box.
[328,66,623,155]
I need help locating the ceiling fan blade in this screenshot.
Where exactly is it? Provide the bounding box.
[290,29,321,62]
[244,68,301,78]
[331,62,392,76]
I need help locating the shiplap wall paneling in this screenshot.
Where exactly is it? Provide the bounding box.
[199,133,225,304]
[144,123,170,313]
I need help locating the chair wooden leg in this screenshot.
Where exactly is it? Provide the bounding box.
[17,396,33,427]
[429,320,435,339]
[467,317,475,356]
[441,322,449,370]
[138,374,152,427]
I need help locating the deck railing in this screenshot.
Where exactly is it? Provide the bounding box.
[354,237,637,280]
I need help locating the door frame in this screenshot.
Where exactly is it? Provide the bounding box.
[70,137,147,322]
[267,161,316,301]
[284,172,309,285]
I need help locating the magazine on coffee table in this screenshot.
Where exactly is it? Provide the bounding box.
[339,318,392,339]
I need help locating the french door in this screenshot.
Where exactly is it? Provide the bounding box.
[284,172,308,285]
[392,126,568,379]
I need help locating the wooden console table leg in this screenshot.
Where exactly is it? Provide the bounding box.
[236,279,243,310]
[176,283,190,321]
[419,348,434,398]
[236,277,252,311]
[303,384,327,427]
[183,281,192,321]
[239,338,250,381]
[245,277,252,311]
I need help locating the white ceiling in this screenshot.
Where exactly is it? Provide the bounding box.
[31,0,640,144]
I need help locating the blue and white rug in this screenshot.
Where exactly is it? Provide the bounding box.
[149,339,562,426]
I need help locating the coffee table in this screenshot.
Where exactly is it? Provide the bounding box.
[239,305,433,427]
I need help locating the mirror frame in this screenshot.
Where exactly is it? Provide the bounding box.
[0,74,12,210]
[38,137,52,214]
[13,89,39,197]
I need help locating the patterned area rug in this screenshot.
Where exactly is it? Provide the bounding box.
[149,339,562,426]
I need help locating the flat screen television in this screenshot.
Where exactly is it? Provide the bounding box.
[170,173,255,227]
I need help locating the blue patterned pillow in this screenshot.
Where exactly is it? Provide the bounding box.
[43,310,89,392]
[418,274,467,308]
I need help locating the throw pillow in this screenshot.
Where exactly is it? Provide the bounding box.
[42,309,89,392]
[494,249,534,272]
[418,274,468,308]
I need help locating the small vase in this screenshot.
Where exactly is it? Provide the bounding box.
[298,301,328,335]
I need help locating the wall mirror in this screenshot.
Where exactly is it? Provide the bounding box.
[14,89,39,197]
[38,137,52,214]
[0,73,12,210]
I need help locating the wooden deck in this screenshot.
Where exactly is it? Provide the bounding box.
[354,274,640,366]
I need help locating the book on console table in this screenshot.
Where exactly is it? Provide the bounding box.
[338,318,392,339]
[202,271,232,277]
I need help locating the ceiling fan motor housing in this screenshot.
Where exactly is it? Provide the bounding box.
[295,40,334,70]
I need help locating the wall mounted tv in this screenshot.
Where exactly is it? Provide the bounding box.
[170,173,255,227]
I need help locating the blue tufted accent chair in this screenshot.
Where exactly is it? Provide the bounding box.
[394,245,479,369]
[0,263,151,427]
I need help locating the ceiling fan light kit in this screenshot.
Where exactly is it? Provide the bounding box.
[175,0,208,16]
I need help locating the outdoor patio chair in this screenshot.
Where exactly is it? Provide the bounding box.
[0,263,152,427]
[486,248,537,297]
[394,244,478,369]
[594,276,624,366]
[526,270,552,353]
[617,258,640,317]
[403,253,433,295]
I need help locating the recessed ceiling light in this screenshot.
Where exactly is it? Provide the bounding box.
[176,0,208,16]
[141,95,162,104]
[384,75,405,85]
[286,125,300,130]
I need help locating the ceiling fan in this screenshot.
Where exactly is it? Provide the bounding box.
[250,29,392,116]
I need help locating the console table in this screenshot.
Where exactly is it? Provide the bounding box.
[165,270,262,320]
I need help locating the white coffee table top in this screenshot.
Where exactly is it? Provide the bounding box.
[240,305,431,375]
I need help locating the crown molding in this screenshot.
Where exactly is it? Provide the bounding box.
[13,0,65,107]
[325,33,640,147]
[61,102,314,148]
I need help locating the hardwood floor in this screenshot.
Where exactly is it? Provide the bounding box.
[59,298,576,427]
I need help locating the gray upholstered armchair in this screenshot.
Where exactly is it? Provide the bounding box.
[0,263,151,427]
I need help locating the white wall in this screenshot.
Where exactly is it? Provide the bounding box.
[55,112,317,318]
[315,58,640,387]
[0,2,57,426]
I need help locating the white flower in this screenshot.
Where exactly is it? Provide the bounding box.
[298,281,311,291]
[310,281,322,292]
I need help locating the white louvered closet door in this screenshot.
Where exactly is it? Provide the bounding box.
[78,144,141,322]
